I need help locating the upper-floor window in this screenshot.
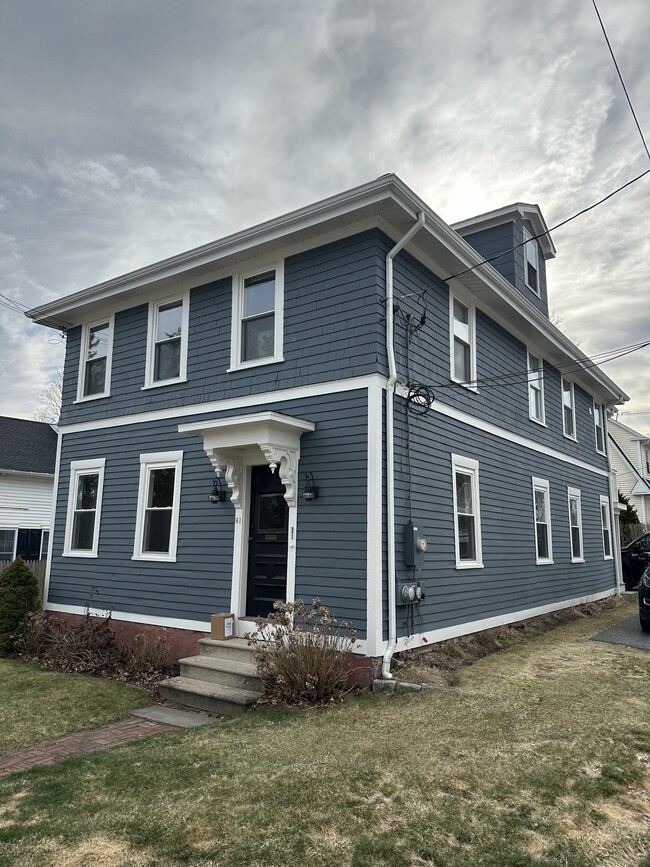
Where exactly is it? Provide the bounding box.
[532,477,553,564]
[77,317,113,401]
[523,226,539,295]
[63,459,105,557]
[144,294,189,389]
[599,495,613,559]
[451,454,483,569]
[229,263,284,371]
[528,351,545,424]
[567,487,583,562]
[645,447,650,477]
[133,451,183,562]
[562,378,576,440]
[594,402,605,454]
[450,294,476,388]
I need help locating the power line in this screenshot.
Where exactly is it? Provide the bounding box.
[592,0,650,162]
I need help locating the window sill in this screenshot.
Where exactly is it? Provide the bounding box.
[603,555,614,561]
[570,557,585,564]
[455,562,484,570]
[73,393,111,404]
[596,449,607,457]
[529,416,547,428]
[450,378,479,394]
[228,356,284,373]
[525,284,541,298]
[141,378,187,391]
[563,433,578,442]
[131,554,177,563]
[62,551,98,558]
[535,558,554,566]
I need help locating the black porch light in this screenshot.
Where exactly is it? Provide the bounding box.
[302,472,319,501]
[209,474,226,504]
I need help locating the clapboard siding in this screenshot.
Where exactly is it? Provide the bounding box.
[60,231,386,426]
[387,241,607,470]
[0,473,54,528]
[392,402,615,638]
[50,390,368,635]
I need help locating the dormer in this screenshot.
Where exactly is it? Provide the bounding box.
[452,203,556,317]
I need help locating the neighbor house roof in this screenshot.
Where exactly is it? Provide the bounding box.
[0,417,57,475]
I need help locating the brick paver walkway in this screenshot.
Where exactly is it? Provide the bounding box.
[0,717,177,778]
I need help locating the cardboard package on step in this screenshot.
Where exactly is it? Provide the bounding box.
[211,613,236,641]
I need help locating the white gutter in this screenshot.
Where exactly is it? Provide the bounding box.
[382,211,426,679]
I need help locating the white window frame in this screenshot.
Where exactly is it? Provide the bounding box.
[40,529,50,560]
[532,477,553,565]
[0,528,17,561]
[75,315,114,403]
[451,454,483,569]
[449,290,477,391]
[229,261,284,372]
[599,495,613,560]
[567,486,584,563]
[593,401,606,455]
[523,226,540,296]
[133,451,183,562]
[527,350,546,425]
[143,292,190,390]
[63,459,106,558]
[562,378,577,440]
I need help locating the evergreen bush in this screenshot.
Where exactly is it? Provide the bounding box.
[0,557,40,653]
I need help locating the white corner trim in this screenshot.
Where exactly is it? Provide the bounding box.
[42,432,62,608]
[366,383,383,657]
[386,588,617,654]
[144,291,190,389]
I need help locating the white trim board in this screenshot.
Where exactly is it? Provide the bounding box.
[385,588,616,654]
[57,373,386,434]
[366,383,384,657]
[396,385,611,479]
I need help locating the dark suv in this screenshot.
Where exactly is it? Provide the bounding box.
[621,531,650,590]
[639,569,650,633]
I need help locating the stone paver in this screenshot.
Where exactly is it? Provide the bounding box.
[0,717,177,778]
[131,705,216,727]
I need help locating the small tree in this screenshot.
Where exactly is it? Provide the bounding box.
[0,558,41,653]
[618,492,642,547]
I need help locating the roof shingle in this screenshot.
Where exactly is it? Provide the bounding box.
[0,417,57,474]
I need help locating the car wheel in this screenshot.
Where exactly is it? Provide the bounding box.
[641,617,650,634]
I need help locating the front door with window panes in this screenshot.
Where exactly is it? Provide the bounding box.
[246,465,288,617]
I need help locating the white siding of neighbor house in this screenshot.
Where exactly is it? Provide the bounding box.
[0,472,54,529]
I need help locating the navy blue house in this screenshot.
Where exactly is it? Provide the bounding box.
[27,175,628,673]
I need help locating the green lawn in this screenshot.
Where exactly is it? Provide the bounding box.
[0,660,148,754]
[0,598,648,867]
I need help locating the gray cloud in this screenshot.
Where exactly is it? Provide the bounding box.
[0,0,648,420]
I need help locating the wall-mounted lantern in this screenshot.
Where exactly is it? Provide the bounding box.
[302,472,319,501]
[209,475,226,504]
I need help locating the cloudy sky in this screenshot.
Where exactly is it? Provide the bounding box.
[1,0,648,427]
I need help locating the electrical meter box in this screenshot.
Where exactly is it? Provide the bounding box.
[404,519,427,569]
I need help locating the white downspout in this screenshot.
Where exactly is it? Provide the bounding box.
[382,211,426,678]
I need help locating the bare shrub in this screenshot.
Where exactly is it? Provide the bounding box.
[247,598,358,706]
[22,609,121,673]
[620,521,650,548]
[124,632,168,677]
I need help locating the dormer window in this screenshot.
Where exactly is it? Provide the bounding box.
[523,227,539,295]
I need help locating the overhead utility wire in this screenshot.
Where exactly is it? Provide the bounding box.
[592,0,650,161]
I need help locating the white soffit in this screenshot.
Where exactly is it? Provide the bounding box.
[178,411,315,452]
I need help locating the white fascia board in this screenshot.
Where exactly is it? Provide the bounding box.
[0,468,55,479]
[451,202,557,259]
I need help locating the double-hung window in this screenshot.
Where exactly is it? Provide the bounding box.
[599,495,613,559]
[562,378,576,439]
[0,529,16,560]
[144,294,189,388]
[532,478,553,564]
[450,295,476,387]
[230,263,284,370]
[77,317,113,401]
[528,351,545,424]
[523,226,539,295]
[133,452,183,562]
[452,455,483,568]
[63,459,105,557]
[567,487,583,562]
[594,402,605,454]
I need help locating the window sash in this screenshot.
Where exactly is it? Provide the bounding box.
[0,529,16,560]
[562,380,576,438]
[452,457,482,568]
[532,479,553,563]
[153,302,183,382]
[600,498,612,559]
[528,353,544,422]
[64,460,105,557]
[568,490,583,561]
[240,271,276,363]
[134,453,182,562]
[451,298,474,385]
[523,228,539,294]
[594,403,605,453]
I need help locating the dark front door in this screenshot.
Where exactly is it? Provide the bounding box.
[246,465,289,617]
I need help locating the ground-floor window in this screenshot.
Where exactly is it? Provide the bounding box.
[599,496,613,559]
[451,454,483,569]
[63,459,106,557]
[0,529,16,560]
[133,451,183,562]
[532,478,553,564]
[567,487,584,562]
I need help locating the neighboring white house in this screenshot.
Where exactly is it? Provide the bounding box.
[0,417,57,561]
[608,417,650,523]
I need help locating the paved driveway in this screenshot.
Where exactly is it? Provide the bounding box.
[592,614,649,652]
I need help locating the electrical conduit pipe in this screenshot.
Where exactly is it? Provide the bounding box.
[382,211,426,678]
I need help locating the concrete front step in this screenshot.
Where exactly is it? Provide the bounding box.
[179,655,264,693]
[159,676,263,716]
[197,637,257,664]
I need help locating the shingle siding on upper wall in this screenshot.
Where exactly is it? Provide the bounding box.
[60,230,387,426]
[386,242,606,470]
[391,404,615,639]
[50,390,369,635]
